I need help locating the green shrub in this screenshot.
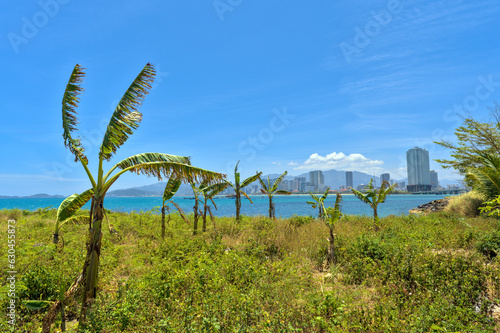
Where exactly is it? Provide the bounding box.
[475,230,500,259]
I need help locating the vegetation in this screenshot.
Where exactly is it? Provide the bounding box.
[53,63,224,330]
[225,161,262,221]
[350,179,396,231]
[445,191,486,217]
[324,194,343,264]
[160,175,181,239]
[435,106,500,183]
[1,208,500,332]
[307,187,330,219]
[258,171,291,218]
[199,182,228,232]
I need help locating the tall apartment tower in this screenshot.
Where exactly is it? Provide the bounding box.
[380,173,390,184]
[406,147,431,192]
[309,170,324,190]
[346,171,353,188]
[430,170,439,188]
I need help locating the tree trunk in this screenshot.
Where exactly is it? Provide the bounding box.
[161,204,166,239]
[193,198,199,235]
[203,200,208,232]
[53,233,59,244]
[79,197,104,324]
[373,206,380,232]
[329,228,335,264]
[235,187,241,221]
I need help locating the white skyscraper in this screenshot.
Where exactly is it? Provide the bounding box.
[406,147,431,192]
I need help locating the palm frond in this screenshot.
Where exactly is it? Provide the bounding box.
[99,63,156,161]
[170,200,190,225]
[260,188,268,195]
[320,187,330,201]
[206,181,230,198]
[274,190,291,195]
[62,64,88,163]
[240,190,253,203]
[163,175,181,203]
[241,172,263,188]
[121,161,225,185]
[258,176,268,191]
[350,187,371,204]
[56,189,94,224]
[271,171,288,192]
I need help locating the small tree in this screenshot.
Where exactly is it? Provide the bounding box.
[161,175,181,239]
[259,171,291,218]
[199,182,228,231]
[350,179,395,231]
[226,161,262,221]
[324,194,342,264]
[307,187,330,219]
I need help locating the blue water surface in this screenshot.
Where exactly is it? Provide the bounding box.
[0,194,451,218]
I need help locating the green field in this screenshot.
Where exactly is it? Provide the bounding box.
[1,208,500,332]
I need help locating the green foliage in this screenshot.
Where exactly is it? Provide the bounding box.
[435,109,500,183]
[259,171,291,218]
[1,209,500,332]
[476,230,500,259]
[445,191,486,217]
[350,179,396,228]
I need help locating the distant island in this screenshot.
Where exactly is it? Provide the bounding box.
[0,193,66,199]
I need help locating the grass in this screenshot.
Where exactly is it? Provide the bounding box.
[0,208,499,332]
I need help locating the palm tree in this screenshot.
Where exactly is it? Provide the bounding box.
[324,194,342,264]
[190,181,204,235]
[226,161,262,221]
[44,63,225,330]
[306,187,330,219]
[53,189,94,244]
[350,179,395,231]
[466,153,500,200]
[199,182,228,231]
[259,171,291,218]
[161,175,181,239]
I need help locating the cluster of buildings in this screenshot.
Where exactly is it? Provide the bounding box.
[192,147,453,196]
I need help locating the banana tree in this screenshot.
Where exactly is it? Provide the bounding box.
[53,189,94,244]
[324,194,342,264]
[226,161,262,221]
[190,181,204,235]
[259,171,291,218]
[51,63,225,329]
[307,187,330,219]
[199,182,229,231]
[350,179,395,231]
[161,175,181,239]
[466,153,500,200]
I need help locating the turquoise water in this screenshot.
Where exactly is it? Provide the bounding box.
[0,194,451,218]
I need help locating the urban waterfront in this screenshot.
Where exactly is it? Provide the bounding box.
[0,194,452,218]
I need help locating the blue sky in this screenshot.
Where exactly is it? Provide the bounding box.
[1,0,500,196]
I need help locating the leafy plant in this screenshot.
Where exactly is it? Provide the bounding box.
[45,63,225,330]
[324,194,342,264]
[53,189,93,244]
[225,161,262,221]
[199,182,228,231]
[161,175,181,239]
[466,153,500,200]
[259,171,291,218]
[350,179,395,231]
[307,187,330,219]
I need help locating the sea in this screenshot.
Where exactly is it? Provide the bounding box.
[0,194,451,218]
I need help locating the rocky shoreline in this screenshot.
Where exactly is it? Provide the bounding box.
[409,197,450,214]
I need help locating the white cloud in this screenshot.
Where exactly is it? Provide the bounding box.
[272,162,281,166]
[287,162,298,166]
[294,152,384,174]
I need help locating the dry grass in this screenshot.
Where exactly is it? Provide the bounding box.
[445,191,486,217]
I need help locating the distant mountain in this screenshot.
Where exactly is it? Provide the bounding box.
[107,168,387,196]
[0,193,66,199]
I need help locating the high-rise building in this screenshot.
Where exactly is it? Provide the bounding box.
[309,170,324,190]
[293,177,306,192]
[406,147,431,192]
[380,173,390,184]
[346,171,353,189]
[430,170,439,188]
